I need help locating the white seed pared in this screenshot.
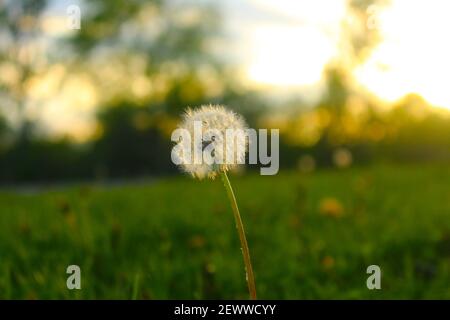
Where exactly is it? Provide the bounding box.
[172,104,248,179]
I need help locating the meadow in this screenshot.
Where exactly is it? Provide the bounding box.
[0,164,449,299]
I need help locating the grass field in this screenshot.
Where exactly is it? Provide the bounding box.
[0,164,449,299]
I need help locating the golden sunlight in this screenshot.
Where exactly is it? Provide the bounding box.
[246,0,345,87]
[355,0,450,109]
[26,67,99,141]
[246,0,450,109]
[248,25,338,86]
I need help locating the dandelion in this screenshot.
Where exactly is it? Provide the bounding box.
[174,104,248,179]
[174,104,257,299]
[319,197,344,218]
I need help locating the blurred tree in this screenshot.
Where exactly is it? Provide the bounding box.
[0,0,48,134]
[60,0,265,179]
[320,0,388,112]
[0,0,264,182]
[294,0,390,164]
[0,1,50,182]
[64,0,225,115]
[379,95,450,163]
[92,103,175,179]
[345,0,387,65]
[0,113,10,153]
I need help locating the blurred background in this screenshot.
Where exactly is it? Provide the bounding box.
[0,0,449,299]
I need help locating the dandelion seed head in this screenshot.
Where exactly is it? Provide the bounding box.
[174,104,248,179]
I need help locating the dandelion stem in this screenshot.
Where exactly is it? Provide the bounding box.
[220,171,257,300]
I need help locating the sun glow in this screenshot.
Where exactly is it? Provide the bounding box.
[355,0,450,109]
[248,26,338,86]
[246,0,450,109]
[246,0,346,87]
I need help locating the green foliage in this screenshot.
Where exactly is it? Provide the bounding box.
[0,164,449,299]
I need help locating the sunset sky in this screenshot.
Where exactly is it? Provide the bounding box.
[224,0,450,108]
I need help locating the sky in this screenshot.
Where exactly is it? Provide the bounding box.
[353,0,450,108]
[223,0,345,87]
[222,0,450,109]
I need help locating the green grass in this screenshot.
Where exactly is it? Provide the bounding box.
[0,164,449,299]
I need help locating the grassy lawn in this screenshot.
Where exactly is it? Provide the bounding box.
[0,164,449,299]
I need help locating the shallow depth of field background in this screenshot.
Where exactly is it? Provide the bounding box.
[0,0,450,299]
